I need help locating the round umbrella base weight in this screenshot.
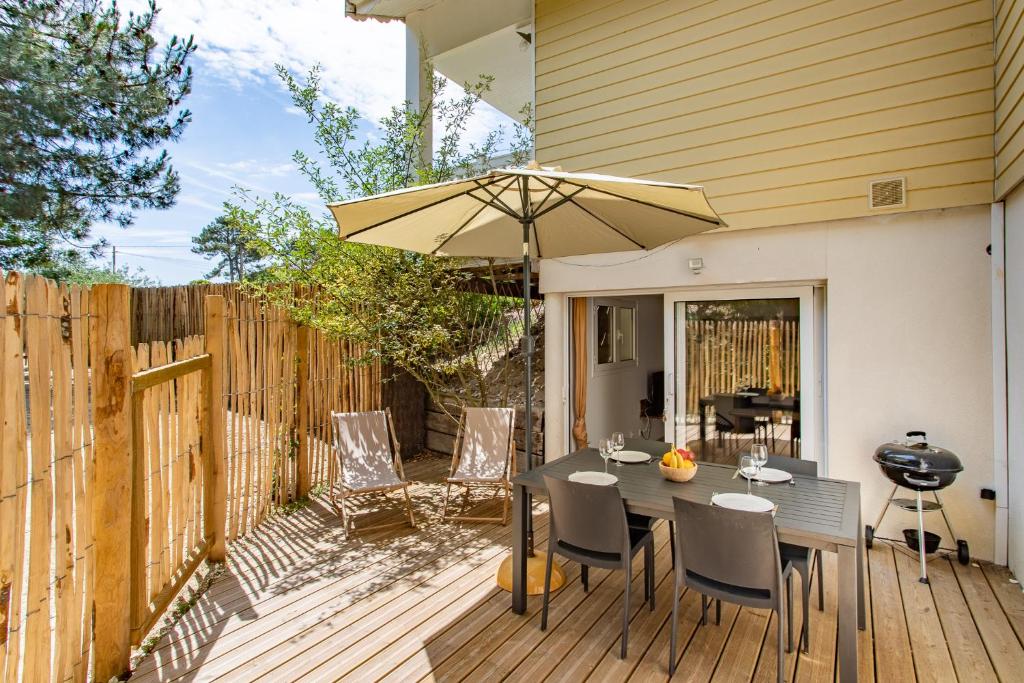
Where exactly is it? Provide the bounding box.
[496,552,566,594]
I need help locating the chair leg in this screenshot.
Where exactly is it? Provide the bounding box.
[800,566,810,653]
[621,561,631,658]
[581,564,589,592]
[669,521,676,567]
[643,542,653,607]
[541,545,554,631]
[402,485,416,528]
[441,482,453,520]
[669,572,681,676]
[786,574,794,654]
[715,598,721,625]
[815,549,824,610]
[776,607,785,683]
[701,594,708,626]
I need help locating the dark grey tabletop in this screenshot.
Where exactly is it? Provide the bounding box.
[513,449,860,551]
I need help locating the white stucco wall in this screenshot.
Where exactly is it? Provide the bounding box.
[542,205,997,560]
[1005,186,1024,576]
[577,295,664,444]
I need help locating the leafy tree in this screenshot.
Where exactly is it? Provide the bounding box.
[191,208,263,282]
[40,259,156,286]
[0,0,195,271]
[241,66,534,416]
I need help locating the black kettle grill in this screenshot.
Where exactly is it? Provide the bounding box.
[865,431,969,583]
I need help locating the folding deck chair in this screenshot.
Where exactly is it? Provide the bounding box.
[441,407,516,524]
[330,408,417,537]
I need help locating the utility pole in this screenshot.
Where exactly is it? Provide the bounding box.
[111,245,117,273]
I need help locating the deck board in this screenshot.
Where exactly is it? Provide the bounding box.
[131,456,1023,683]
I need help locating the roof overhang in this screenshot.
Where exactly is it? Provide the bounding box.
[346,0,532,120]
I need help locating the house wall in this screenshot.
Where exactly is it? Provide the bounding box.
[541,205,996,560]
[996,0,1024,199]
[578,295,664,445]
[1005,184,1024,575]
[533,0,995,229]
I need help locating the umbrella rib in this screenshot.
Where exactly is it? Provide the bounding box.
[557,178,723,225]
[533,176,646,249]
[531,184,586,220]
[342,175,509,238]
[471,178,521,218]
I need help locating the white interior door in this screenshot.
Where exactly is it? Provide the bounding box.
[662,286,824,467]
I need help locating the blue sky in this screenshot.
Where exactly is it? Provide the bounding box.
[92,0,510,284]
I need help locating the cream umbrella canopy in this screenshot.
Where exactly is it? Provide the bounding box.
[328,164,724,592]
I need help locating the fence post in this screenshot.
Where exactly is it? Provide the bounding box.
[296,326,310,498]
[90,284,132,681]
[203,295,227,562]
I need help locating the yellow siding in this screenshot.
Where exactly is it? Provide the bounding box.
[996,0,1024,198]
[535,0,995,229]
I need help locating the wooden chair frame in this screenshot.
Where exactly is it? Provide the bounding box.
[329,407,417,537]
[441,407,516,524]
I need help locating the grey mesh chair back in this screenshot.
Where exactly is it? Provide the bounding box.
[713,394,758,435]
[766,454,816,477]
[545,476,629,556]
[673,497,781,593]
[623,438,670,459]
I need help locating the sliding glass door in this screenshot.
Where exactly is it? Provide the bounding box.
[664,287,821,466]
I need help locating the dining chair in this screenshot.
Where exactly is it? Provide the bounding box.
[330,409,416,537]
[669,498,793,681]
[441,407,515,524]
[767,454,822,653]
[541,475,655,658]
[623,438,676,564]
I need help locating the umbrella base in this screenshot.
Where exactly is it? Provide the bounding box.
[496,552,566,594]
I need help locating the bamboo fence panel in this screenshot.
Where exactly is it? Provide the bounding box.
[0,273,94,683]
[684,319,800,417]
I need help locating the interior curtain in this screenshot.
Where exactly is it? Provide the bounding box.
[571,297,589,448]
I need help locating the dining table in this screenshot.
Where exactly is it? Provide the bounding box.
[510,448,865,682]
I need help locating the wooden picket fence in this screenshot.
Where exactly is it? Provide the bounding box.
[0,273,384,682]
[683,318,800,416]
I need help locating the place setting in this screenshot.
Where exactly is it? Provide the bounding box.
[711,443,782,514]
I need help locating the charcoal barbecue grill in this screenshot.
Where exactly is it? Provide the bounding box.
[865,431,970,583]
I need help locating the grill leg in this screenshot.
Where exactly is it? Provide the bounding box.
[916,490,929,584]
[934,491,961,541]
[872,484,898,530]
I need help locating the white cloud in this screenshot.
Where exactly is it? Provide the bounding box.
[126,0,406,119]
[214,159,296,177]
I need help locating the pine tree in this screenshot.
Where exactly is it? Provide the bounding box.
[191,211,263,282]
[0,0,195,270]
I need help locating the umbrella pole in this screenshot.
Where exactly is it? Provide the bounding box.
[521,217,535,556]
[496,211,565,594]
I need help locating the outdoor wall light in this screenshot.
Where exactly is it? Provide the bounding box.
[688,257,704,274]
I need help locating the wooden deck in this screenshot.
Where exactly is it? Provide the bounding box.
[132,456,1024,682]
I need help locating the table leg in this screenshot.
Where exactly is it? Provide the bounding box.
[857,509,866,630]
[837,544,859,682]
[512,484,528,614]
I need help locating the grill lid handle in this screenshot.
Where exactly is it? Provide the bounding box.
[906,430,927,448]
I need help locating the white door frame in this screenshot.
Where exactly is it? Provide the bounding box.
[662,285,825,469]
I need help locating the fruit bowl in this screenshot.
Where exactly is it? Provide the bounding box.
[660,462,698,482]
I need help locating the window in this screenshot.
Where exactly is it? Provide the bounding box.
[595,300,636,368]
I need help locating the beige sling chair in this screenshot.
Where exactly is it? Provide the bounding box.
[442,407,516,524]
[330,409,416,537]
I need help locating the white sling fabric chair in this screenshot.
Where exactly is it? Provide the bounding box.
[441,407,516,524]
[330,408,416,536]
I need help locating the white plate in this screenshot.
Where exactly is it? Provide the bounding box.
[568,471,618,486]
[740,467,792,483]
[611,450,651,463]
[712,492,775,513]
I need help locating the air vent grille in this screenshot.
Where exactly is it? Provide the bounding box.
[869,177,906,209]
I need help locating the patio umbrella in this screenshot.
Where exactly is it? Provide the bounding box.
[328,163,724,591]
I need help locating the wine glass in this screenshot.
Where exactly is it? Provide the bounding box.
[598,438,613,474]
[739,454,755,496]
[751,443,769,486]
[612,432,625,467]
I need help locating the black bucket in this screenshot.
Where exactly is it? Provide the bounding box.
[903,528,941,554]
